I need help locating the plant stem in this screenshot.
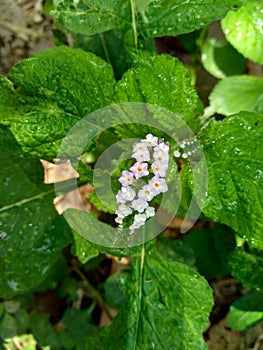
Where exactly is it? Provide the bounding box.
[99,32,112,66]
[132,239,145,349]
[130,0,138,49]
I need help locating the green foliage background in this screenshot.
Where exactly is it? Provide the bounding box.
[0,0,263,349]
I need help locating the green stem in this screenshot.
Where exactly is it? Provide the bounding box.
[130,0,138,49]
[133,241,145,349]
[99,32,112,66]
[196,25,209,49]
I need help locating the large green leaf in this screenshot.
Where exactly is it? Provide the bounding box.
[52,0,132,36]
[115,51,203,131]
[9,109,79,159]
[227,290,263,331]
[228,246,263,289]
[52,0,245,49]
[0,146,71,297]
[201,39,246,79]
[139,0,245,38]
[155,236,196,267]
[8,47,115,117]
[209,75,263,116]
[222,0,263,64]
[199,112,263,249]
[72,29,130,80]
[87,244,213,349]
[0,46,115,159]
[183,225,236,278]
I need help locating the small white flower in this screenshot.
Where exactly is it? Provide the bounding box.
[116,191,126,204]
[151,161,168,177]
[153,143,169,164]
[115,216,123,224]
[118,170,134,186]
[129,223,136,232]
[130,162,149,179]
[153,150,169,163]
[149,176,168,195]
[138,185,155,201]
[131,198,149,213]
[129,213,147,232]
[133,213,147,228]
[116,186,136,203]
[154,142,169,154]
[132,148,150,162]
[115,204,132,217]
[141,134,158,147]
[145,206,155,218]
[132,142,148,153]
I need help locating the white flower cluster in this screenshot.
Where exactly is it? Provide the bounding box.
[115,134,169,233]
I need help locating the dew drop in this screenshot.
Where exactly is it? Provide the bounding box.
[173,150,181,158]
[255,169,263,179]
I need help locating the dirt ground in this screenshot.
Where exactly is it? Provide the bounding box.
[1,1,263,349]
[0,0,54,75]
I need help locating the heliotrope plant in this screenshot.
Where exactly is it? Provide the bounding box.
[0,0,263,349]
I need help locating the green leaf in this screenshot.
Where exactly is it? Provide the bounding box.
[140,0,245,38]
[62,307,99,341]
[0,313,17,339]
[85,168,119,214]
[71,230,99,264]
[9,110,79,159]
[2,46,115,159]
[100,273,126,310]
[222,0,263,64]
[88,245,213,349]
[255,94,263,114]
[155,236,196,267]
[183,225,236,277]
[0,144,71,296]
[228,246,263,289]
[201,39,246,79]
[34,256,68,292]
[199,112,263,249]
[162,160,207,220]
[52,0,132,36]
[64,208,140,249]
[8,46,115,116]
[72,29,130,80]
[14,309,30,335]
[29,312,62,350]
[115,51,203,131]
[227,290,263,331]
[209,75,263,116]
